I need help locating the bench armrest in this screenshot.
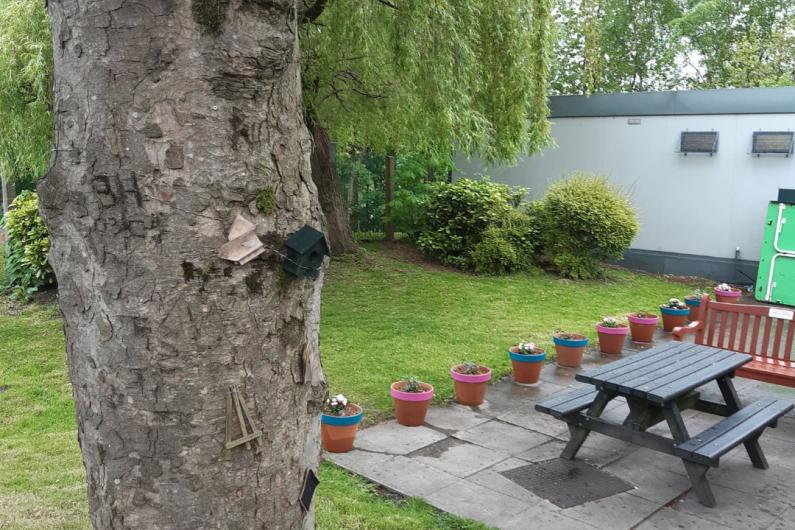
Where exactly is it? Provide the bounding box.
[673,321,702,341]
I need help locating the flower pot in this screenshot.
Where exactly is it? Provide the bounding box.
[553,334,589,368]
[685,296,702,321]
[321,404,363,453]
[595,325,628,355]
[628,314,659,343]
[660,306,689,332]
[450,365,491,406]
[508,347,546,384]
[390,381,434,426]
[714,287,742,303]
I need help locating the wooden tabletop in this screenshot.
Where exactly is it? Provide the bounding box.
[576,342,752,404]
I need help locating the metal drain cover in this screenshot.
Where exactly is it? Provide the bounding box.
[500,458,632,508]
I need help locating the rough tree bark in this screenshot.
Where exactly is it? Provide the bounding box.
[308,121,358,255]
[40,0,326,528]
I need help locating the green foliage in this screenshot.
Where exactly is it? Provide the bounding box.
[400,376,425,393]
[339,151,450,235]
[673,0,795,88]
[255,186,276,215]
[1,191,53,299]
[469,209,540,275]
[301,0,553,163]
[0,0,52,186]
[539,174,638,279]
[416,178,531,271]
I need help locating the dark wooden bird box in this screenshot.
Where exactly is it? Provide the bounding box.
[283,225,329,278]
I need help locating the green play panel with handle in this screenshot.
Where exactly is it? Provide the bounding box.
[756,201,795,307]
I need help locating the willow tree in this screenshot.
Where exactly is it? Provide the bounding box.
[42,0,325,527]
[0,0,52,220]
[300,0,554,253]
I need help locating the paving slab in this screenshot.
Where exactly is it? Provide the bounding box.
[497,406,570,439]
[467,457,550,503]
[503,503,597,530]
[354,421,446,455]
[673,482,789,530]
[423,404,490,433]
[602,453,691,504]
[709,453,795,506]
[560,491,660,530]
[425,478,537,529]
[409,437,511,478]
[767,506,795,530]
[516,438,637,469]
[453,419,552,455]
[635,507,729,530]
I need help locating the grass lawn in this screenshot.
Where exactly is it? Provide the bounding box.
[322,242,705,422]
[0,243,700,528]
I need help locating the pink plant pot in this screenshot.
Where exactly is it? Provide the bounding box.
[714,288,742,303]
[595,324,629,355]
[627,314,659,343]
[450,366,491,406]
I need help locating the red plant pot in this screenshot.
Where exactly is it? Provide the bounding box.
[685,296,703,321]
[628,314,659,343]
[321,405,363,453]
[715,287,742,303]
[450,365,491,406]
[596,325,628,355]
[390,382,434,426]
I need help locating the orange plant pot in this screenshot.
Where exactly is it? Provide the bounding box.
[450,365,491,406]
[553,334,588,368]
[321,404,363,453]
[391,382,434,426]
[661,312,688,332]
[628,315,658,343]
[596,325,628,355]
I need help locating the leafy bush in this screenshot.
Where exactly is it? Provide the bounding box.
[1,190,53,299]
[469,227,519,275]
[416,178,530,271]
[539,174,638,279]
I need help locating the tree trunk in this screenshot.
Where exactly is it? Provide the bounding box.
[309,122,358,255]
[40,1,326,528]
[346,150,356,209]
[1,174,15,245]
[384,155,395,241]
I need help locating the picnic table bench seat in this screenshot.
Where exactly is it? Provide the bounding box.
[534,386,599,419]
[673,397,792,466]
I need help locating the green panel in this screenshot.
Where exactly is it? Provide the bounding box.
[756,202,795,307]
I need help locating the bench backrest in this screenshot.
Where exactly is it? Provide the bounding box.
[692,294,795,362]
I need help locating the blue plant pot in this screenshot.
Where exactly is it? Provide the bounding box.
[508,350,546,363]
[321,409,363,426]
[552,335,589,348]
[685,298,701,308]
[660,306,689,316]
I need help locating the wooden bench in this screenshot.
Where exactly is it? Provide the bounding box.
[535,342,794,506]
[673,294,795,387]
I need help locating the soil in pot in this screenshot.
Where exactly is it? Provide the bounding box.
[450,365,491,406]
[508,347,545,384]
[628,314,658,343]
[553,333,588,368]
[390,381,433,426]
[321,404,363,453]
[595,325,628,355]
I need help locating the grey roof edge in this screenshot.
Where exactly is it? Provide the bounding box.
[549,87,795,118]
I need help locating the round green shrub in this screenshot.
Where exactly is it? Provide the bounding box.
[2,190,54,299]
[539,174,638,279]
[416,178,538,273]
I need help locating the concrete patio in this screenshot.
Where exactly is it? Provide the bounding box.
[326,332,795,529]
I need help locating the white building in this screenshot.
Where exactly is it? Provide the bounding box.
[455,87,795,283]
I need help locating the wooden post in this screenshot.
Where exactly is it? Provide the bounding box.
[346,149,357,208]
[384,155,395,241]
[1,174,14,246]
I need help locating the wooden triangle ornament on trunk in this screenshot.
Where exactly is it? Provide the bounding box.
[225,386,263,452]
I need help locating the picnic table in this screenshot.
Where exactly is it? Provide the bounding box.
[536,342,793,506]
